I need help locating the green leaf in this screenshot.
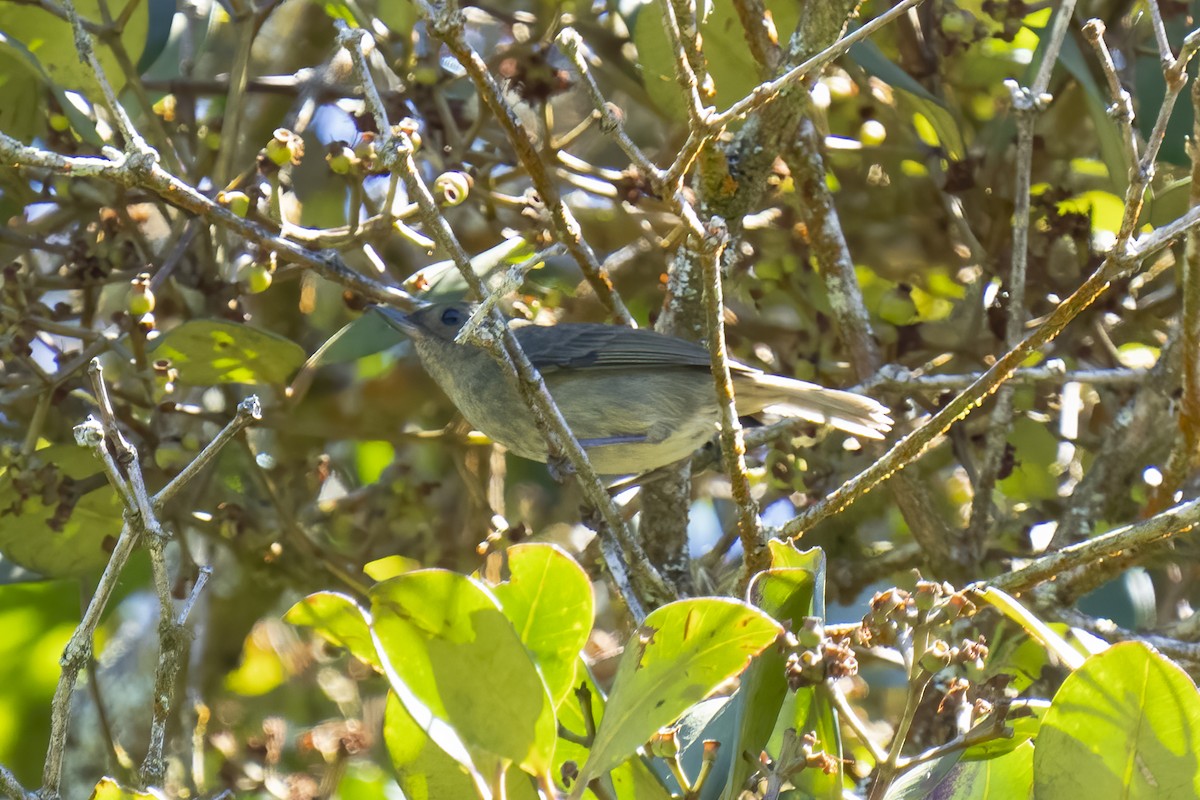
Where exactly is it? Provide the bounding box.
[577,597,783,786]
[553,658,672,800]
[302,311,408,370]
[492,543,595,707]
[962,702,1046,760]
[1139,178,1191,230]
[849,40,965,159]
[630,1,802,123]
[284,591,380,670]
[0,0,148,142]
[363,555,421,582]
[1054,26,1130,195]
[404,236,537,299]
[778,683,842,799]
[885,741,1034,800]
[723,545,825,797]
[0,444,122,578]
[383,691,481,800]
[1034,641,1200,799]
[371,569,557,776]
[150,319,306,385]
[89,777,162,800]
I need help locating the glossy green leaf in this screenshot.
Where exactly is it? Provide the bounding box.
[383,691,481,800]
[0,444,122,577]
[284,591,380,670]
[1034,642,1200,799]
[370,569,557,776]
[576,597,783,787]
[885,741,1034,800]
[493,543,595,707]
[150,319,306,385]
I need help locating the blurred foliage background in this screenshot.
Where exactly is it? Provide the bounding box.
[2,0,1200,796]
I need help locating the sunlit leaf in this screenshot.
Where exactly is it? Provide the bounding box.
[577,597,782,786]
[89,777,163,800]
[383,692,481,800]
[371,569,557,776]
[492,543,595,707]
[1033,642,1200,799]
[285,591,380,670]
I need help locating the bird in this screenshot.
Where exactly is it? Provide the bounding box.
[378,302,892,475]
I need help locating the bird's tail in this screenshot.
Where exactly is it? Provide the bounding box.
[735,373,893,440]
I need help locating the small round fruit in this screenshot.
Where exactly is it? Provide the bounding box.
[128,287,156,316]
[859,119,887,147]
[240,262,273,294]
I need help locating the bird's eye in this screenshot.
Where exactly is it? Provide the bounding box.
[440,307,463,327]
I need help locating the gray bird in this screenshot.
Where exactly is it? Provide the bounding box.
[378,302,892,475]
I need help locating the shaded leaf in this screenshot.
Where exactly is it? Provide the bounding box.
[850,40,965,159]
[150,320,306,385]
[405,236,537,299]
[723,545,825,797]
[885,741,1033,800]
[630,1,802,123]
[1033,642,1200,799]
[0,444,121,578]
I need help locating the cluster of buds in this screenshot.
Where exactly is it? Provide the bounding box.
[326,117,423,178]
[750,729,839,795]
[918,636,989,674]
[784,617,860,689]
[862,580,978,647]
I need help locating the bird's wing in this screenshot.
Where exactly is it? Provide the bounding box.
[514,323,721,371]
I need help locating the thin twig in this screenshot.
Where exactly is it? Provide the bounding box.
[967,0,1077,565]
[414,1,635,326]
[0,132,415,307]
[782,202,1200,540]
[0,766,35,800]
[991,497,1200,594]
[695,215,764,581]
[154,396,262,509]
[710,0,928,129]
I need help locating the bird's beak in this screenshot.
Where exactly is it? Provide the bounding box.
[370,303,423,335]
